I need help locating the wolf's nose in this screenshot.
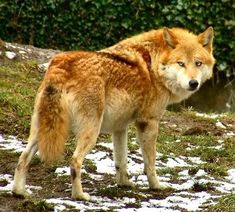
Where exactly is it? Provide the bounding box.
[189,80,199,90]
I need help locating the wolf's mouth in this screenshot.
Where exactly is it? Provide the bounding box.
[187,87,198,92]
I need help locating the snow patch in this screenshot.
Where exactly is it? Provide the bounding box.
[1,133,235,211]
[226,169,235,183]
[55,167,71,176]
[166,157,189,168]
[187,156,205,165]
[0,135,26,152]
[38,62,49,70]
[0,174,42,194]
[195,169,207,177]
[86,150,115,174]
[216,121,226,129]
[226,131,235,137]
[142,191,217,211]
[195,113,226,119]
[98,141,113,150]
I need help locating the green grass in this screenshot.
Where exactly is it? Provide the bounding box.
[0,62,42,138]
[15,198,53,211]
[97,186,144,200]
[207,194,235,212]
[157,110,235,182]
[84,159,97,173]
[166,108,218,124]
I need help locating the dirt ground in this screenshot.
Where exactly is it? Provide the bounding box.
[0,112,234,211]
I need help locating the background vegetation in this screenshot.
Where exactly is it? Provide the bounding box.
[0,0,234,76]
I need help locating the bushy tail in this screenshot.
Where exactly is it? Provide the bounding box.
[37,84,69,164]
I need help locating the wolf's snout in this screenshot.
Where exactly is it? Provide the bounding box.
[188,80,199,90]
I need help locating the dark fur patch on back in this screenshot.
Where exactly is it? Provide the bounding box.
[134,46,151,66]
[97,52,136,66]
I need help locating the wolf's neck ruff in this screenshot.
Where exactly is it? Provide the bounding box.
[102,27,214,104]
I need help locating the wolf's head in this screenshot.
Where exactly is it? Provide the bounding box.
[158,27,215,102]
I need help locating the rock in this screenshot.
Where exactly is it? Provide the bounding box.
[5,51,16,59]
[0,39,60,65]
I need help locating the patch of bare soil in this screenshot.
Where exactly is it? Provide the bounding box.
[161,113,234,137]
[0,113,234,211]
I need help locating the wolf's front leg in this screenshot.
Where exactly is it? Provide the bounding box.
[136,119,168,190]
[113,129,134,187]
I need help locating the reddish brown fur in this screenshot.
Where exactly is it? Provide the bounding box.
[37,86,69,163]
[12,27,215,200]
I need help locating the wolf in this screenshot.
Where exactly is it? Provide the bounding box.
[12,27,215,200]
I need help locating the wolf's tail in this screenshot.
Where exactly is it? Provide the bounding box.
[37,84,69,164]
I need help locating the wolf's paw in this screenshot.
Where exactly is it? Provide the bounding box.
[12,189,29,198]
[151,182,170,190]
[72,192,91,201]
[118,180,135,188]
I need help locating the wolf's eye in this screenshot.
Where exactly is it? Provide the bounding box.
[195,61,202,67]
[177,61,185,67]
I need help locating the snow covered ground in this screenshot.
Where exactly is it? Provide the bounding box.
[0,113,234,211]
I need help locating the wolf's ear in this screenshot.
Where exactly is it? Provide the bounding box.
[163,27,178,49]
[198,27,214,52]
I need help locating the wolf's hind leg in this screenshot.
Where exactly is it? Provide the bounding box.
[70,77,105,200]
[12,114,38,197]
[113,129,134,187]
[71,121,102,201]
[136,119,169,190]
